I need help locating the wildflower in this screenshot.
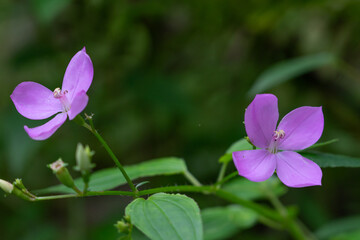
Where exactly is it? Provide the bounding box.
[10,48,93,140]
[233,94,323,188]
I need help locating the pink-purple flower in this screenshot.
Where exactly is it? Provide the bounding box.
[10,47,93,140]
[233,94,324,188]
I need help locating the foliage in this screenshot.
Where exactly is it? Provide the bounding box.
[1,0,360,239]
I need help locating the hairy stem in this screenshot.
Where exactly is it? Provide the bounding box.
[75,115,137,194]
[90,129,137,194]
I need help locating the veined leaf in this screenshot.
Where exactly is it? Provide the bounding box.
[301,152,360,168]
[248,52,337,95]
[223,176,287,200]
[36,157,187,194]
[126,193,203,240]
[202,205,257,240]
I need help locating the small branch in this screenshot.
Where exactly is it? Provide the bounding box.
[76,115,138,195]
[73,186,83,196]
[28,184,315,239]
[257,216,284,230]
[215,171,238,187]
[34,194,80,201]
[183,170,202,186]
[261,184,313,240]
[33,185,282,222]
[216,162,228,187]
[136,185,283,222]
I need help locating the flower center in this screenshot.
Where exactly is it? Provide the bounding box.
[268,130,285,154]
[53,88,71,112]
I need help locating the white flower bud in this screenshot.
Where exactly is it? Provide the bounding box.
[75,143,95,174]
[0,179,14,194]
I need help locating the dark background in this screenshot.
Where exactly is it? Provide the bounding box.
[1,0,360,239]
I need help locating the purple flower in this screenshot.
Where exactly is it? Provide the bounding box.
[233,94,324,188]
[10,47,93,140]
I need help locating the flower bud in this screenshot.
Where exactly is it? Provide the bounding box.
[49,159,76,189]
[14,178,26,190]
[114,220,130,234]
[0,179,14,194]
[75,143,95,174]
[0,179,35,201]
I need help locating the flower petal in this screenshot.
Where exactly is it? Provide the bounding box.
[62,47,93,102]
[68,91,89,120]
[245,94,279,148]
[233,149,276,182]
[10,82,62,120]
[276,151,322,188]
[24,113,67,140]
[277,106,324,151]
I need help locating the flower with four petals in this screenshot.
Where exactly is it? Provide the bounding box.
[233,94,324,188]
[10,47,93,140]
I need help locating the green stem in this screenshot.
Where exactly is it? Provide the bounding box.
[215,171,237,187]
[83,181,89,195]
[262,184,312,240]
[34,185,281,221]
[216,162,228,187]
[32,184,312,239]
[35,194,80,201]
[264,187,287,217]
[183,170,202,186]
[91,130,137,194]
[85,190,135,197]
[76,115,137,194]
[136,186,283,222]
[257,215,284,230]
[72,186,83,196]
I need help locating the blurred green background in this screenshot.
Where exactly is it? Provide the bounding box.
[1,0,360,239]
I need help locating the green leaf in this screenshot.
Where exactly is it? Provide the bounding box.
[219,139,253,163]
[315,216,360,240]
[226,138,254,154]
[36,157,187,194]
[301,152,360,168]
[202,205,257,240]
[303,139,338,150]
[223,176,287,200]
[248,52,337,95]
[126,193,203,240]
[131,227,151,240]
